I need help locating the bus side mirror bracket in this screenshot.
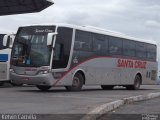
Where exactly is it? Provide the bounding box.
[47,32,58,46]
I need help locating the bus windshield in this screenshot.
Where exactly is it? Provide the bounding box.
[11,26,55,67]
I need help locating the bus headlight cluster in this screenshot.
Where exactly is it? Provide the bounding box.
[38,70,49,74]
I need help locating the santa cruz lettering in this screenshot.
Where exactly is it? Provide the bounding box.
[117,59,147,69]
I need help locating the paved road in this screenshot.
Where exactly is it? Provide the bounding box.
[99,97,160,120]
[0,85,160,119]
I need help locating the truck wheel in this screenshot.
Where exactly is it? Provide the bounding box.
[65,73,84,91]
[36,85,51,91]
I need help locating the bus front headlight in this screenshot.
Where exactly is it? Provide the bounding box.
[38,70,50,75]
[10,69,15,73]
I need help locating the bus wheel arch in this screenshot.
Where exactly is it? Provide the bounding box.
[136,73,142,84]
[65,70,85,91]
[126,73,142,90]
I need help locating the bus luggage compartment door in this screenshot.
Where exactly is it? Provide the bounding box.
[0,63,7,81]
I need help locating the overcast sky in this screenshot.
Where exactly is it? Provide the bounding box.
[0,0,160,68]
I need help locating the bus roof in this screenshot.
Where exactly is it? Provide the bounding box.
[20,23,157,45]
[0,32,12,35]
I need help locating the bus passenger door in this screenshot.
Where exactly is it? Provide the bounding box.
[52,27,73,70]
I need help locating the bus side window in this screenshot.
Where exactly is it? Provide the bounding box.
[0,34,10,49]
[109,36,122,55]
[147,44,156,61]
[75,30,92,51]
[0,34,5,50]
[136,42,147,59]
[123,39,136,57]
[93,33,108,55]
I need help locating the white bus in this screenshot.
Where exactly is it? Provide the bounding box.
[10,24,157,91]
[0,33,15,85]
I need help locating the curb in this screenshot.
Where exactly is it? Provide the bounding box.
[81,92,160,120]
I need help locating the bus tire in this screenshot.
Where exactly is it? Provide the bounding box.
[11,83,23,86]
[126,75,141,90]
[101,85,114,90]
[65,73,84,91]
[36,85,51,91]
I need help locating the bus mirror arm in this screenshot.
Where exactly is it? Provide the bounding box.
[47,32,58,46]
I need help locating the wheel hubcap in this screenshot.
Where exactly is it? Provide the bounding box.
[73,77,80,87]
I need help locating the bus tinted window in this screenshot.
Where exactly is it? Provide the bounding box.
[123,39,136,57]
[136,42,147,59]
[75,30,92,51]
[93,33,108,55]
[147,44,156,60]
[52,27,73,69]
[109,36,122,55]
[0,34,5,50]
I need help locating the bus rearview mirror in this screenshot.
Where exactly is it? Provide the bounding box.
[47,32,58,46]
[3,35,9,47]
[3,34,15,48]
[9,35,15,48]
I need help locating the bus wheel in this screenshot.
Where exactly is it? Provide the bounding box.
[65,73,83,91]
[36,85,51,91]
[101,85,114,90]
[126,75,141,90]
[11,83,23,86]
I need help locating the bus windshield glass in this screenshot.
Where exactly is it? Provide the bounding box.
[11,26,55,67]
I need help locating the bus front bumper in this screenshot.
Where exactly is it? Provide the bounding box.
[10,72,55,86]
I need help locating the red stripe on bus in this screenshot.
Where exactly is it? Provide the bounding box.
[53,56,111,86]
[53,56,156,86]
